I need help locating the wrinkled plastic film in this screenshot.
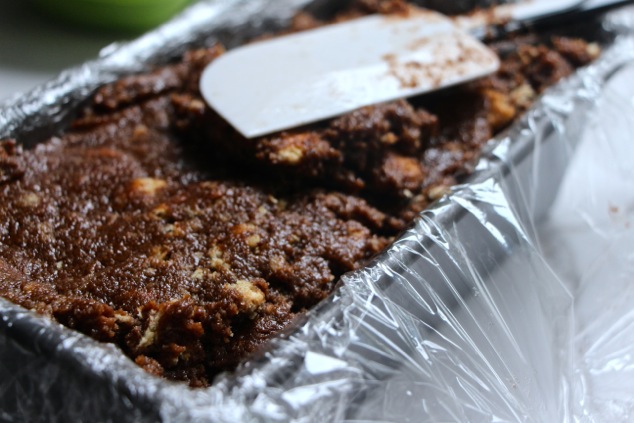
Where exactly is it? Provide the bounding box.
[539,41,634,422]
[1,1,634,422]
[341,191,569,422]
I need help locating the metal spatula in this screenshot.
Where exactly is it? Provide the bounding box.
[200,0,633,139]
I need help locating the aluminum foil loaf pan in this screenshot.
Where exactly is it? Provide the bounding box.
[1,1,634,422]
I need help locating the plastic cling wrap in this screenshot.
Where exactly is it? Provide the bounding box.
[1,1,634,422]
[539,49,634,422]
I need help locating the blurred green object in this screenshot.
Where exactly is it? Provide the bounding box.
[33,0,192,32]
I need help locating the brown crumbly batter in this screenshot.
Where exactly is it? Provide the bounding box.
[0,0,599,387]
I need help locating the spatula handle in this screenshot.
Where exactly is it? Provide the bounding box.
[473,0,634,40]
[521,0,634,25]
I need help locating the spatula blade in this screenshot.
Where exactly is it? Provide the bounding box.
[200,9,500,139]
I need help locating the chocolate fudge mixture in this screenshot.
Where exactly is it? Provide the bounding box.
[0,0,599,387]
